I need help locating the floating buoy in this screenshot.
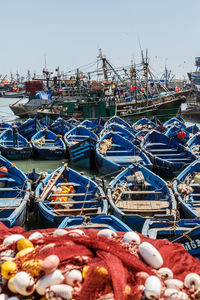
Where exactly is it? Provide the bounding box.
[45,284,73,300]
[158,267,173,279]
[184,273,200,290]
[144,276,161,299]
[0,166,8,178]
[36,270,64,295]
[17,238,34,252]
[13,272,35,296]
[122,232,140,244]
[3,234,24,245]
[28,232,43,240]
[65,269,82,286]
[97,229,117,239]
[139,242,163,269]
[1,261,17,279]
[41,255,60,274]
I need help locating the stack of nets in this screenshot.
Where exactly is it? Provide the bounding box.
[0,222,200,299]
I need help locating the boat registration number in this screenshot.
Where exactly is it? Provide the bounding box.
[183,240,200,251]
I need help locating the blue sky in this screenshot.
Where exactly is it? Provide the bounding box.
[0,0,199,79]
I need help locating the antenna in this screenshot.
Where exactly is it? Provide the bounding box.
[44,54,47,71]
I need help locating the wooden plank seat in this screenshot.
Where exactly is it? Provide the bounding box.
[53,207,100,214]
[0,198,22,207]
[0,187,19,191]
[40,146,62,149]
[111,144,124,148]
[70,135,90,138]
[116,200,169,211]
[154,153,186,157]
[161,157,192,161]
[106,150,133,155]
[0,178,16,182]
[57,182,81,187]
[149,149,178,153]
[146,143,169,147]
[123,190,162,194]
[107,156,142,163]
[48,200,100,205]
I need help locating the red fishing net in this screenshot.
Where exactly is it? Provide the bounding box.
[0,222,200,299]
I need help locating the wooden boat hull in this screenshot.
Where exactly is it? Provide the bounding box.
[0,155,30,227]
[68,137,97,169]
[0,146,32,160]
[35,164,107,228]
[0,201,27,227]
[142,219,200,260]
[173,160,200,218]
[107,164,176,232]
[96,132,152,175]
[141,130,197,177]
[0,129,32,160]
[31,129,66,160]
[58,215,132,231]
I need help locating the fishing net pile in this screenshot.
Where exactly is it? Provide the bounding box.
[0,222,200,299]
[98,138,112,156]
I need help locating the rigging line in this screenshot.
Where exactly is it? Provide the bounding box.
[64,60,99,74]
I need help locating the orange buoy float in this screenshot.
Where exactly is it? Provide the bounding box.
[177,131,186,140]
[0,166,8,177]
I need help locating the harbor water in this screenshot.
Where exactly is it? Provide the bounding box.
[0,97,198,230]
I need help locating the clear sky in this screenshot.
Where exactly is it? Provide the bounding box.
[0,0,199,79]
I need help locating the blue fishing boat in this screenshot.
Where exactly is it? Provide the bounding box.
[50,117,72,136]
[19,117,43,141]
[40,116,53,128]
[135,130,149,143]
[0,155,31,227]
[93,117,106,126]
[173,160,200,218]
[58,215,132,231]
[35,163,107,228]
[185,124,199,135]
[165,125,189,144]
[187,134,200,156]
[164,117,186,128]
[142,219,200,260]
[67,117,80,128]
[0,129,32,160]
[96,132,152,174]
[150,117,162,126]
[100,123,136,141]
[107,164,176,231]
[0,122,12,133]
[64,125,98,169]
[133,118,158,132]
[104,116,131,129]
[80,119,103,135]
[31,129,66,160]
[141,130,197,176]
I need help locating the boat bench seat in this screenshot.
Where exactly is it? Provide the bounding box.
[0,178,16,182]
[116,200,169,211]
[155,153,187,157]
[111,144,124,148]
[53,207,100,215]
[44,139,56,142]
[107,156,142,163]
[40,146,62,149]
[162,158,192,161]
[57,182,81,187]
[146,143,168,147]
[0,198,22,207]
[106,150,132,155]
[70,135,90,138]
[149,149,179,153]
